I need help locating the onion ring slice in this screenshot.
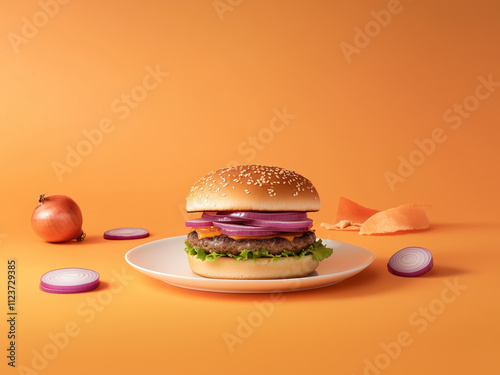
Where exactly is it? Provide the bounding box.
[387,247,433,277]
[228,211,308,221]
[185,218,214,227]
[40,268,100,294]
[246,218,312,229]
[213,222,282,236]
[201,212,249,222]
[104,227,149,240]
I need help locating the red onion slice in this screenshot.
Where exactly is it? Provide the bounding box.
[267,226,311,233]
[387,247,433,277]
[104,227,149,240]
[185,218,214,227]
[213,222,281,236]
[219,227,282,236]
[186,212,313,235]
[201,212,250,222]
[228,211,308,221]
[246,218,312,229]
[40,268,100,294]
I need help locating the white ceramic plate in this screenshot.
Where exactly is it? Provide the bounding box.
[125,236,375,293]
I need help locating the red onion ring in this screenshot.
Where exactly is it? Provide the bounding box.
[201,212,250,222]
[186,211,313,235]
[103,227,149,240]
[40,268,100,294]
[246,218,312,229]
[228,211,308,221]
[213,222,282,236]
[185,218,214,227]
[387,247,433,277]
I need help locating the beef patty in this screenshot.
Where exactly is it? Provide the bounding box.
[187,231,316,255]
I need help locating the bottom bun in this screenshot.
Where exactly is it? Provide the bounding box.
[187,254,319,280]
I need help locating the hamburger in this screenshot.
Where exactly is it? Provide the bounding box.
[184,165,333,279]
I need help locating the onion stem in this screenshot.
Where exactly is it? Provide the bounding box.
[76,232,86,242]
[38,194,46,203]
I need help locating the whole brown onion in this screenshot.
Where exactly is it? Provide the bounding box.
[31,194,86,242]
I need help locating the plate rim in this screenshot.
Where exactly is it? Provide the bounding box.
[125,236,375,292]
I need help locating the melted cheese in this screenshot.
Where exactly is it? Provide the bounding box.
[190,227,306,241]
[192,226,222,239]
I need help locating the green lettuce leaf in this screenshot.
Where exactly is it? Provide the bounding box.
[185,239,333,262]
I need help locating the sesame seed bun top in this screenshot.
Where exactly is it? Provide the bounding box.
[186,165,321,212]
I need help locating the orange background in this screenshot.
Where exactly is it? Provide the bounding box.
[1,0,499,374]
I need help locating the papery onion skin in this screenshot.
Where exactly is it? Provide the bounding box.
[31,194,85,243]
